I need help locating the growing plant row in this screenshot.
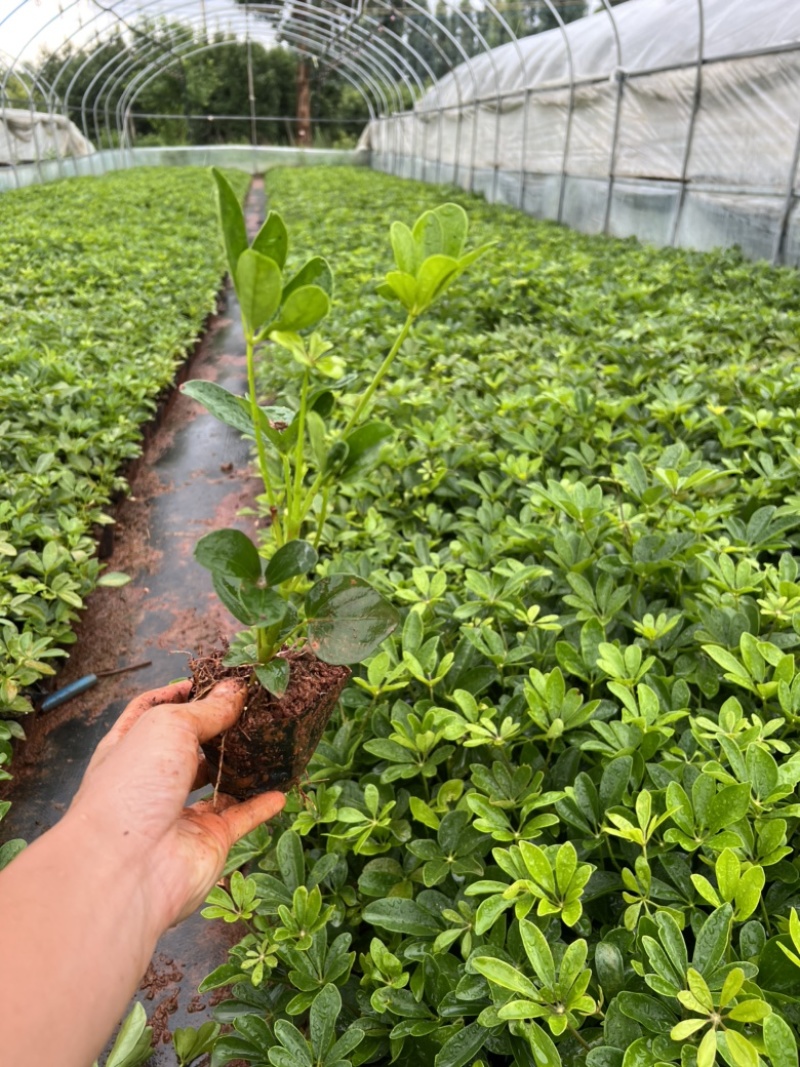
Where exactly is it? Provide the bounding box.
[0,166,249,832]
[189,167,800,1067]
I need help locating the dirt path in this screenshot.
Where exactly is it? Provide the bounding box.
[1,179,268,1062]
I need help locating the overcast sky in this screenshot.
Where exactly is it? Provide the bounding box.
[0,0,263,63]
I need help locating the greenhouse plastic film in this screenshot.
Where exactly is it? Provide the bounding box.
[365,0,800,260]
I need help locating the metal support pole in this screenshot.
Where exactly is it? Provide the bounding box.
[670,0,705,246]
[772,110,800,264]
[600,0,624,235]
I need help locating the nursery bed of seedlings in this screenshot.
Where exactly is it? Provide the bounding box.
[194,168,800,1067]
[0,166,249,828]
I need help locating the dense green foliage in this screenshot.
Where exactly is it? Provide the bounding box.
[194,167,800,1067]
[0,166,248,828]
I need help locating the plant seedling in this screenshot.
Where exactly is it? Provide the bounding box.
[183,169,491,796]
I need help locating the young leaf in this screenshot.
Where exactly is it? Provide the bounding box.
[255,659,290,696]
[236,249,283,334]
[433,203,468,258]
[212,167,247,280]
[252,210,288,269]
[282,256,333,300]
[270,285,330,333]
[104,1002,153,1067]
[264,540,318,586]
[390,221,419,275]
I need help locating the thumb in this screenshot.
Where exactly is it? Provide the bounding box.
[183,678,248,742]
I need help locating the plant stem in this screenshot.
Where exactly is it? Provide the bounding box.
[255,626,271,662]
[314,486,331,550]
[289,369,310,539]
[298,313,416,522]
[246,335,276,513]
[343,313,414,434]
[568,1025,591,1051]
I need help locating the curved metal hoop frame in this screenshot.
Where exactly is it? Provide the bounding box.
[2,1,800,263]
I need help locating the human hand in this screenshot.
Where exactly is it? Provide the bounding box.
[67,678,285,930]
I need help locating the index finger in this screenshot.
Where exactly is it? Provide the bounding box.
[98,679,194,754]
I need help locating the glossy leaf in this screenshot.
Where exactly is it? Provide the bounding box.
[194,528,261,582]
[255,658,290,697]
[265,539,318,586]
[305,575,400,665]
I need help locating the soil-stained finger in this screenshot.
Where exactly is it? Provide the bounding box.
[182,679,248,743]
[219,792,286,842]
[90,679,194,759]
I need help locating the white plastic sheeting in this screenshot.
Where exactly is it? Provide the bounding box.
[0,109,94,165]
[363,0,800,264]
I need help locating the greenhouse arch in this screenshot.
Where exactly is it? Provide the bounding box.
[3,0,800,263]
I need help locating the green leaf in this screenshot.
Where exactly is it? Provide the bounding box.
[212,167,247,280]
[97,571,131,587]
[283,256,333,300]
[472,956,539,1000]
[309,983,340,1056]
[362,898,440,936]
[520,919,556,988]
[0,839,25,871]
[692,905,732,976]
[255,659,290,697]
[434,1021,488,1067]
[194,528,261,582]
[380,271,417,310]
[252,210,288,269]
[198,963,247,992]
[716,849,740,902]
[181,379,254,435]
[413,210,444,258]
[173,1022,220,1067]
[526,1020,562,1067]
[105,1002,153,1067]
[339,423,395,480]
[617,992,677,1033]
[724,1030,759,1067]
[433,203,468,257]
[244,592,286,637]
[671,1020,709,1040]
[764,1013,798,1067]
[272,1020,313,1067]
[236,249,283,334]
[271,285,330,333]
[414,254,460,311]
[265,540,318,586]
[707,784,750,833]
[390,221,419,275]
[306,575,400,665]
[697,1027,717,1067]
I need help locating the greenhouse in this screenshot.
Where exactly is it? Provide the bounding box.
[2,1,800,1066]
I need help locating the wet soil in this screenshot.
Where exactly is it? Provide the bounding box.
[191,647,351,796]
[0,179,270,1063]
